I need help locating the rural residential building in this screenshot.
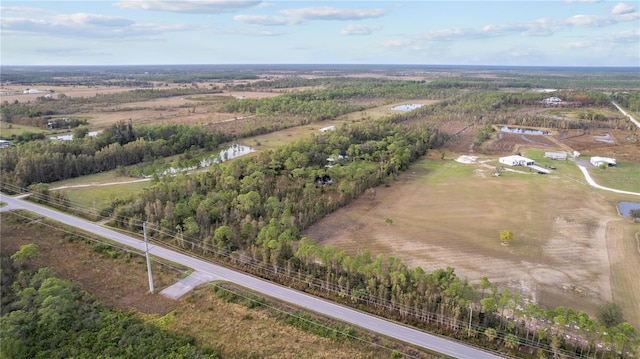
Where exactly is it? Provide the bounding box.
[542,97,562,105]
[319,125,336,132]
[544,151,567,160]
[499,155,535,167]
[499,155,549,174]
[590,156,616,167]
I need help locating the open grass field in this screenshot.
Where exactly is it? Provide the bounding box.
[303,149,640,328]
[587,161,640,193]
[0,121,50,138]
[61,180,151,214]
[0,212,421,359]
[47,172,150,212]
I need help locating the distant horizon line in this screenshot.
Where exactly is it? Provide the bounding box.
[2,63,639,69]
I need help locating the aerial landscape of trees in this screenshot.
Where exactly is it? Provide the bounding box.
[1,246,220,359]
[1,65,639,358]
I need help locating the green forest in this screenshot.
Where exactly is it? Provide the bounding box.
[1,247,220,359]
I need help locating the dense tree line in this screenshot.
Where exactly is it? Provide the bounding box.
[113,120,435,238]
[0,122,229,189]
[402,89,634,133]
[0,249,220,359]
[612,91,640,113]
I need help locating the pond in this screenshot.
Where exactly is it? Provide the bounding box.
[617,202,640,217]
[159,144,254,176]
[500,126,551,136]
[390,104,423,111]
[50,131,100,141]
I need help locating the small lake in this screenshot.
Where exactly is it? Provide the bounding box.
[159,144,254,176]
[500,126,551,136]
[50,131,100,141]
[390,104,423,111]
[617,202,640,217]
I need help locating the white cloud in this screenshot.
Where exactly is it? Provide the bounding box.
[233,28,284,36]
[36,47,111,57]
[279,6,388,21]
[383,39,411,47]
[612,2,636,15]
[234,5,389,27]
[1,13,195,39]
[598,29,640,43]
[54,13,135,27]
[0,6,44,14]
[566,11,639,26]
[565,0,602,3]
[564,41,593,48]
[340,24,381,36]
[233,14,296,26]
[114,0,262,14]
[408,9,638,43]
[415,28,478,41]
[566,14,607,26]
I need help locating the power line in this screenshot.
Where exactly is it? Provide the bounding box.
[0,188,599,358]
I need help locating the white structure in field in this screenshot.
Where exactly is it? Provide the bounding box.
[499,155,549,174]
[319,125,336,132]
[499,155,535,167]
[543,97,562,105]
[590,156,616,167]
[544,151,567,160]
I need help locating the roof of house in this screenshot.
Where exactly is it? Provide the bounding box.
[590,156,616,164]
[499,155,534,163]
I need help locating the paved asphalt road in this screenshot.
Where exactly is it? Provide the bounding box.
[0,194,505,359]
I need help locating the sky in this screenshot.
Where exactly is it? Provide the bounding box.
[1,0,639,67]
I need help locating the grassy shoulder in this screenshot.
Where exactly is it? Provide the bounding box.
[0,211,437,359]
[0,121,49,138]
[586,161,640,193]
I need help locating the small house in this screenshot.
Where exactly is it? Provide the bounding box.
[590,156,616,167]
[499,155,535,167]
[542,97,562,105]
[319,125,336,133]
[544,151,567,160]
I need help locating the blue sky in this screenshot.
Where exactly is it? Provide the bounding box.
[1,1,639,66]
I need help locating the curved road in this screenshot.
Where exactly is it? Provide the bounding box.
[0,194,504,359]
[577,165,640,197]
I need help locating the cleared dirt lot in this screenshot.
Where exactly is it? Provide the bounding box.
[304,153,640,327]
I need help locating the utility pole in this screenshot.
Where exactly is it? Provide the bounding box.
[468,304,473,336]
[143,222,154,294]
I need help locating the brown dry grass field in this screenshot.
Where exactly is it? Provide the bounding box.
[0,212,419,359]
[303,147,640,329]
[1,83,281,130]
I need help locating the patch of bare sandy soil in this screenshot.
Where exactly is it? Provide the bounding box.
[304,156,638,323]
